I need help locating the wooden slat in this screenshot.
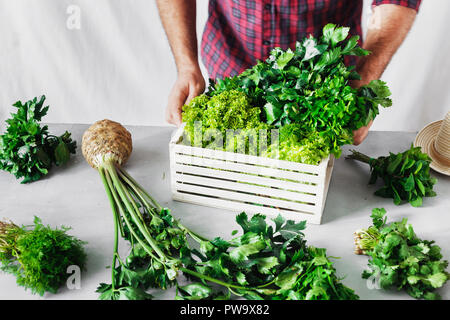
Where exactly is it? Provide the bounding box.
[173,164,320,194]
[172,143,328,174]
[173,192,322,224]
[173,173,318,203]
[173,182,319,214]
[174,155,323,184]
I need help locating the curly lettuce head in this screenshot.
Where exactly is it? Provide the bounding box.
[182,90,262,146]
[264,124,331,165]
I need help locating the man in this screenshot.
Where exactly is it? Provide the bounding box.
[156,0,421,145]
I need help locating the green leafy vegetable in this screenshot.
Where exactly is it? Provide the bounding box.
[182,92,331,164]
[354,208,449,300]
[208,24,392,159]
[94,161,358,300]
[0,96,77,183]
[0,217,87,296]
[182,89,267,153]
[347,145,437,207]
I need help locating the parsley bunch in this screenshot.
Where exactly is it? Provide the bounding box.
[209,24,392,159]
[0,96,77,183]
[0,217,87,296]
[355,208,449,300]
[347,145,437,207]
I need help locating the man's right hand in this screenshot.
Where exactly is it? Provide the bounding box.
[166,69,205,126]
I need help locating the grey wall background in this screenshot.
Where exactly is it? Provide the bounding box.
[0,0,448,131]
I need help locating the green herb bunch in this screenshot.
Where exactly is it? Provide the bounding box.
[208,24,392,158]
[0,96,77,183]
[182,89,267,153]
[176,212,358,300]
[182,91,333,164]
[262,124,332,165]
[355,208,449,300]
[95,163,358,300]
[0,217,87,296]
[347,145,437,207]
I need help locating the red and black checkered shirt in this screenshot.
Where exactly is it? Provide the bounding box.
[201,0,421,79]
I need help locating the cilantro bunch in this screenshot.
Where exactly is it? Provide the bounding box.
[0,96,77,183]
[347,145,437,207]
[355,208,449,300]
[0,217,87,296]
[208,24,392,159]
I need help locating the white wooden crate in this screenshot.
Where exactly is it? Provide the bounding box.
[169,125,334,224]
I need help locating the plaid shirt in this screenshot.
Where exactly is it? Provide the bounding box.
[201,0,421,79]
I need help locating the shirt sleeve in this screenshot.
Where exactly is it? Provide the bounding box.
[372,0,422,12]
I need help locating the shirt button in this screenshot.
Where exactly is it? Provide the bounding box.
[264,4,272,10]
[263,40,271,45]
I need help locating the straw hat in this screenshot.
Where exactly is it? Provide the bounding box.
[414,111,450,176]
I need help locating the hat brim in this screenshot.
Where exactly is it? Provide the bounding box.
[414,120,450,176]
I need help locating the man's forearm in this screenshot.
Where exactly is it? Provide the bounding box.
[156,0,199,73]
[354,4,417,87]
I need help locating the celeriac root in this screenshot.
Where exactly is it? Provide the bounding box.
[81,119,132,169]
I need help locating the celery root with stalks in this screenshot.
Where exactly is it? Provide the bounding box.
[82,119,358,300]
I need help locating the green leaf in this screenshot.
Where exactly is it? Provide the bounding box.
[229,238,266,264]
[264,102,283,124]
[177,283,213,299]
[166,268,178,281]
[276,49,295,70]
[322,23,336,43]
[236,272,248,286]
[371,208,387,229]
[97,283,119,300]
[387,154,403,175]
[427,272,448,289]
[255,257,279,274]
[404,173,415,192]
[118,286,153,300]
[331,27,350,46]
[279,220,306,240]
[275,265,302,290]
[272,214,285,232]
[410,196,423,207]
[54,140,70,165]
[342,35,359,54]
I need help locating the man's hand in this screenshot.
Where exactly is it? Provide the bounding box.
[156,0,201,126]
[166,69,205,126]
[350,4,417,145]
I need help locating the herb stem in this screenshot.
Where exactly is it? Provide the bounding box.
[180,267,256,291]
[346,150,372,164]
[119,168,162,211]
[104,161,167,261]
[98,167,121,290]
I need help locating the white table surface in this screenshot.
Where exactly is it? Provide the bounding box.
[0,124,449,300]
